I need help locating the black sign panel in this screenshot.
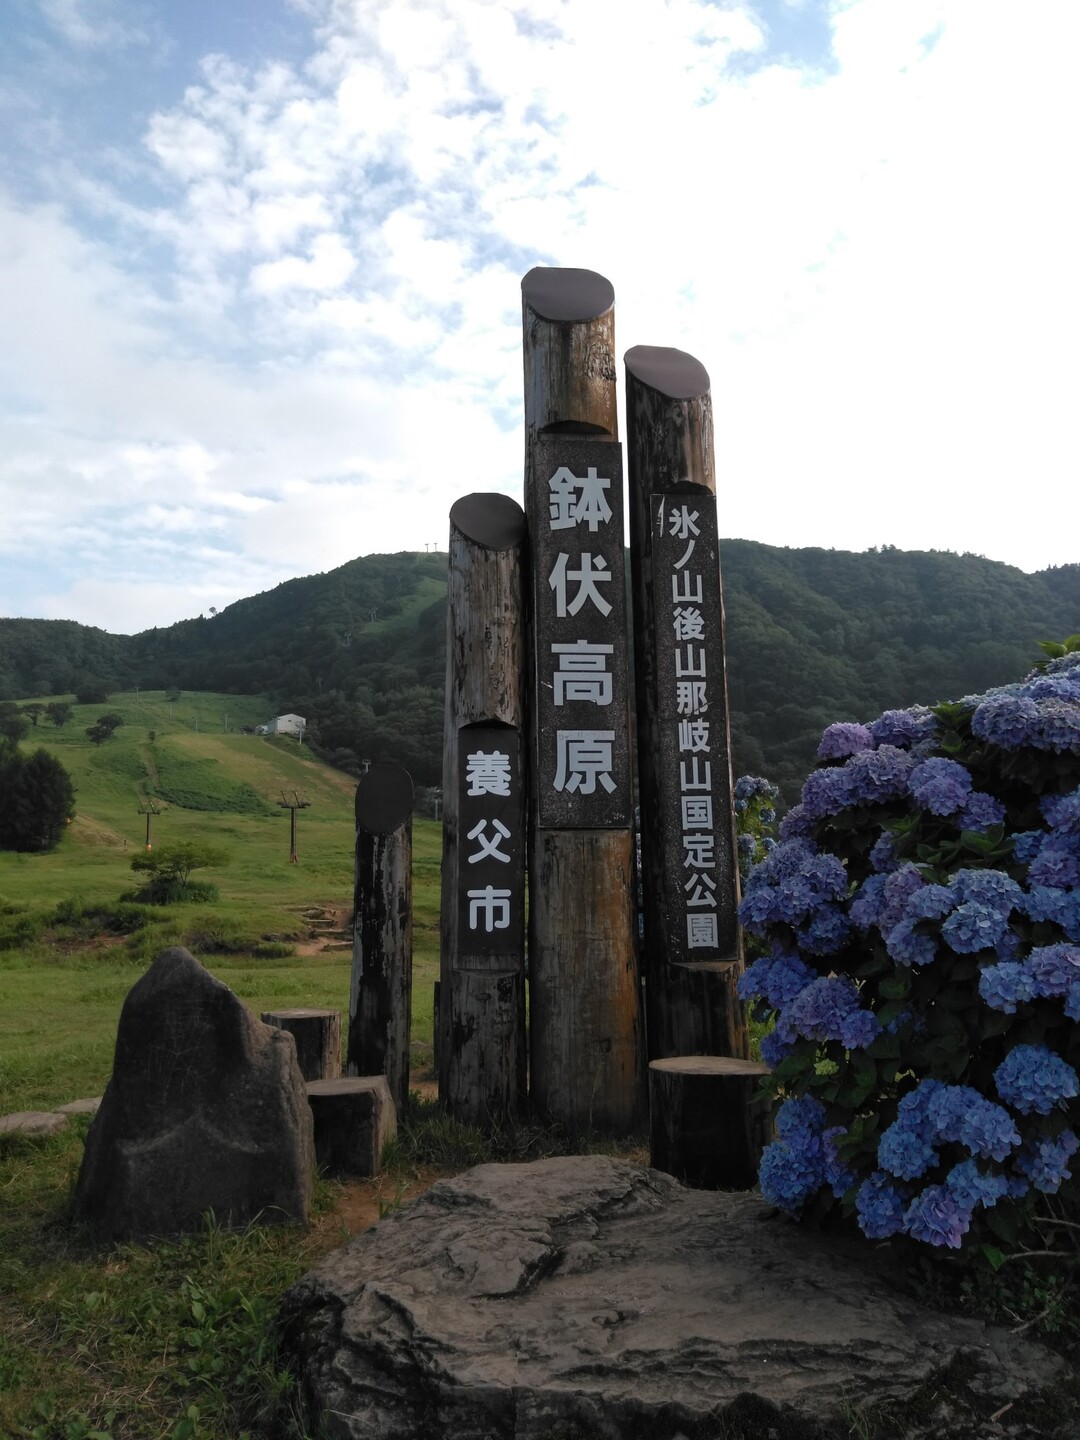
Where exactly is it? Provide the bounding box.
[529,435,631,829]
[651,492,738,963]
[456,726,525,956]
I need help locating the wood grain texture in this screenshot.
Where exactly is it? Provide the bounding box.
[625,345,749,1063]
[439,499,527,1127]
[648,1055,772,1190]
[522,267,644,1135]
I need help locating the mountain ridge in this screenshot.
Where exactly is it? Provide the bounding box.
[3,542,1077,801]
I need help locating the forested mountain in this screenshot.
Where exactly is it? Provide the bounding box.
[2,544,1077,802]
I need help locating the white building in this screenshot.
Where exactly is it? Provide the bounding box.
[264,713,306,740]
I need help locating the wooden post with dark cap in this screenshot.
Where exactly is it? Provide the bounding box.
[348,761,414,1119]
[522,266,645,1134]
[439,492,528,1128]
[624,344,749,1061]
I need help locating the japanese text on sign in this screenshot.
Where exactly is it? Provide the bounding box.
[530,437,631,828]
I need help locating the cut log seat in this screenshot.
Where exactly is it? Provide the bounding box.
[306,1076,396,1177]
[648,1055,773,1191]
[261,1008,342,1081]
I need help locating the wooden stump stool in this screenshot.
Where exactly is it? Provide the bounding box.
[306,1076,396,1177]
[649,1055,773,1191]
[261,1009,342,1082]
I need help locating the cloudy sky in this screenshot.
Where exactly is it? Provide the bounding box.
[1,0,1077,634]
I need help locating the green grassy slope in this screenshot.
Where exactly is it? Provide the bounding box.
[0,689,440,1112]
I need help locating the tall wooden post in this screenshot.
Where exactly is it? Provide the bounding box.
[625,344,749,1061]
[523,266,645,1134]
[439,493,528,1128]
[348,762,414,1118]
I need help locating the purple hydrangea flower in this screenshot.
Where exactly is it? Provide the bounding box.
[1027,838,1080,889]
[994,1045,1080,1115]
[869,706,938,751]
[884,918,938,967]
[904,1185,972,1248]
[909,757,973,817]
[845,746,918,805]
[941,901,1009,954]
[817,723,873,760]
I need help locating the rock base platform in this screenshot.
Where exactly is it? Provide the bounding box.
[280,1155,1070,1440]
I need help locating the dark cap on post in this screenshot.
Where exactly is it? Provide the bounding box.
[624,345,710,401]
[355,762,414,835]
[449,493,527,551]
[521,267,614,323]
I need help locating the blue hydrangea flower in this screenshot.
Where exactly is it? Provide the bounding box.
[855,1171,909,1239]
[903,1185,972,1248]
[1028,943,1080,997]
[945,1159,1008,1210]
[760,1028,795,1067]
[844,746,917,805]
[927,1086,1020,1160]
[839,1008,881,1050]
[758,1097,834,1213]
[958,792,1006,832]
[909,757,973,817]
[994,1045,1080,1115]
[978,960,1036,1013]
[737,949,817,1009]
[1011,830,1045,864]
[785,975,868,1044]
[884,918,938,967]
[801,765,855,820]
[941,901,1009,954]
[1012,1129,1079,1193]
[1042,787,1080,834]
[778,804,815,841]
[877,1119,939,1180]
[869,833,900,873]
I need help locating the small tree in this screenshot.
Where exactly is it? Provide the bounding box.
[0,703,29,743]
[129,840,230,904]
[85,712,124,745]
[75,680,110,705]
[21,703,45,728]
[0,746,76,852]
[46,702,72,728]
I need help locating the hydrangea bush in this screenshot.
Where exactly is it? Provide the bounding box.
[738,640,1080,1253]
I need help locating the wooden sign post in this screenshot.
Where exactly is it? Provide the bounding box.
[439,493,528,1127]
[625,344,749,1062]
[522,266,645,1134]
[348,761,414,1118]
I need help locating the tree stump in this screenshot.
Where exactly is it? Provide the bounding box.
[261,1009,342,1082]
[648,1055,772,1191]
[306,1076,396,1177]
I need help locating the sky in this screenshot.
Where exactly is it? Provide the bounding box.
[1,0,1077,635]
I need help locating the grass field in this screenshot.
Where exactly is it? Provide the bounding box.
[1,689,441,1114]
[1,690,451,1437]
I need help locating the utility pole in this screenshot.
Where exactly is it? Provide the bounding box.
[278,790,311,863]
[137,799,160,851]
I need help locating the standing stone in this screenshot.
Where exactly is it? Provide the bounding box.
[73,947,315,1243]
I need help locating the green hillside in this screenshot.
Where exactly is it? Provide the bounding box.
[2,543,1078,802]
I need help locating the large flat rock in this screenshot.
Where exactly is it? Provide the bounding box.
[281,1155,1069,1440]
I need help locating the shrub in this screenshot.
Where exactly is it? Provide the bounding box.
[128,841,229,905]
[739,641,1080,1254]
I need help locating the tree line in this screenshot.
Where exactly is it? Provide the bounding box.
[1,543,1077,805]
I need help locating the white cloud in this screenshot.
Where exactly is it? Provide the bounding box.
[1,0,1079,634]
